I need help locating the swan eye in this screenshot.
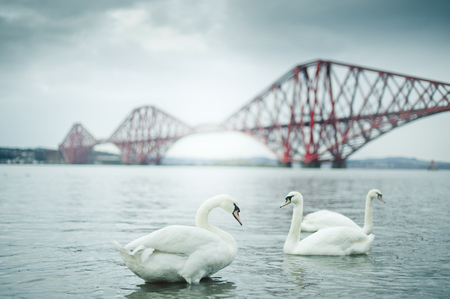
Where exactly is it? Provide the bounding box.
[233,203,240,213]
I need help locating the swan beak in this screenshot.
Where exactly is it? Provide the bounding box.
[280,197,291,208]
[377,194,386,203]
[233,209,243,226]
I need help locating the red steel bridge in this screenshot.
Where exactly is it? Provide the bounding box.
[59,59,450,167]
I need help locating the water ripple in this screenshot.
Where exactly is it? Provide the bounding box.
[1,166,449,298]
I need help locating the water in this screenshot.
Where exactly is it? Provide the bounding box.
[1,165,449,298]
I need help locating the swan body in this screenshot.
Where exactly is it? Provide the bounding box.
[301,210,361,231]
[281,191,374,255]
[113,194,242,284]
[301,189,384,234]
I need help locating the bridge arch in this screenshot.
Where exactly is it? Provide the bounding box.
[164,130,278,161]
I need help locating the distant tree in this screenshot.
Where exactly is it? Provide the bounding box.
[0,149,16,160]
[34,150,46,161]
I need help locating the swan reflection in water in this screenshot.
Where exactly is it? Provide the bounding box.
[125,278,237,299]
[283,253,375,273]
[281,255,307,291]
[282,253,376,292]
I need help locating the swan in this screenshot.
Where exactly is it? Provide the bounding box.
[113,194,242,284]
[301,189,384,234]
[280,191,374,255]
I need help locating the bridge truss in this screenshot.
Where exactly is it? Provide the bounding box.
[109,106,194,164]
[59,124,98,164]
[60,106,193,165]
[222,60,450,167]
[59,60,450,166]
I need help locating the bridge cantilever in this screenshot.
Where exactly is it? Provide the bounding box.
[59,60,450,166]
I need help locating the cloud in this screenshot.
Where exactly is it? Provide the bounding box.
[103,5,213,52]
[0,0,449,161]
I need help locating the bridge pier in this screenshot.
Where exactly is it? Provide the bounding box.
[279,161,292,167]
[301,160,321,168]
[139,157,163,165]
[332,160,347,168]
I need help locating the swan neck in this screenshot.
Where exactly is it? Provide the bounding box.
[285,203,303,250]
[195,203,212,229]
[362,194,374,234]
[195,200,237,248]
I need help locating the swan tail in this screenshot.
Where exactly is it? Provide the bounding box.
[113,239,138,266]
[113,240,156,264]
[112,240,131,256]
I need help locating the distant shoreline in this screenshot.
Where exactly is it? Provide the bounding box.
[1,147,449,169]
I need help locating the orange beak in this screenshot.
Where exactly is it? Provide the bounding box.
[233,209,242,226]
[280,197,291,208]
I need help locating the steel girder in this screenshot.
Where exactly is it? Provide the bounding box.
[222,60,450,164]
[59,124,98,164]
[59,60,450,165]
[108,106,193,164]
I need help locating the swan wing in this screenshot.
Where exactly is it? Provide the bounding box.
[294,227,374,255]
[301,210,361,231]
[124,225,225,256]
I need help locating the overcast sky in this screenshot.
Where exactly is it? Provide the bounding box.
[1,0,449,161]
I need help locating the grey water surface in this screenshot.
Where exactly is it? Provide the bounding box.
[0,165,449,298]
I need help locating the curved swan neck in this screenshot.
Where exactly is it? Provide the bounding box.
[195,198,237,247]
[285,202,303,251]
[195,200,213,229]
[362,193,374,234]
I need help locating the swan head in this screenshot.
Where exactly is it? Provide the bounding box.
[218,195,243,226]
[368,189,385,203]
[280,191,303,208]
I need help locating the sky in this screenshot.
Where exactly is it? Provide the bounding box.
[1,0,450,161]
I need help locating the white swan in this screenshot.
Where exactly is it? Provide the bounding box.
[280,191,374,255]
[301,189,384,234]
[113,194,242,284]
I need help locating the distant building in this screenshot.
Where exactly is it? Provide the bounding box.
[0,147,64,164]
